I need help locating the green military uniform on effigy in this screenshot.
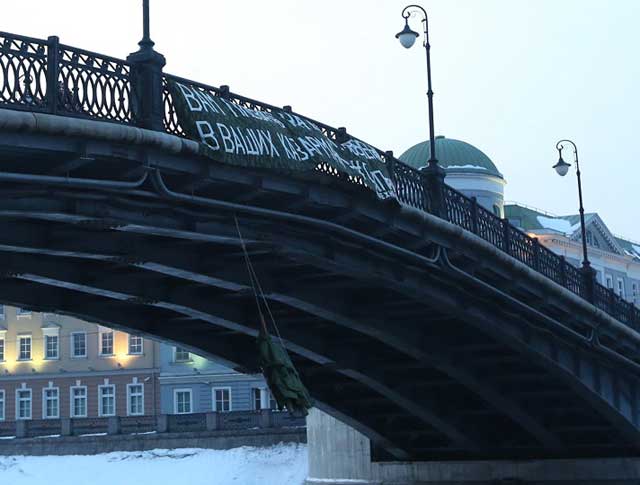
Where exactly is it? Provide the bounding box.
[258,329,313,416]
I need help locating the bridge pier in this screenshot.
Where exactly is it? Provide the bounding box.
[306,409,640,485]
[306,408,376,484]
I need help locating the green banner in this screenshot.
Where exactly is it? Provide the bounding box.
[168,80,396,199]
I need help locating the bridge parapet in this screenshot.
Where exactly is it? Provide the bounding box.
[0,29,638,329]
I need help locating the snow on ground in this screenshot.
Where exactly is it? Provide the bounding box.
[0,443,308,485]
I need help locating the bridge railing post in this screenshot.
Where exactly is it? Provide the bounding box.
[581,266,597,304]
[532,237,540,271]
[559,256,567,287]
[46,36,60,115]
[421,163,446,219]
[470,197,479,234]
[126,42,166,131]
[502,219,511,255]
[384,150,396,186]
[336,127,349,144]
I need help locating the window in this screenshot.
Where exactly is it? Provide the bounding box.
[43,387,59,419]
[0,305,4,320]
[633,283,638,302]
[0,390,4,421]
[0,335,4,362]
[45,335,59,360]
[99,330,114,356]
[71,332,87,358]
[70,386,87,417]
[16,388,32,420]
[174,389,192,414]
[42,325,60,360]
[213,387,231,412]
[16,308,31,318]
[174,347,190,362]
[605,275,613,290]
[253,388,278,410]
[17,335,32,360]
[617,279,626,299]
[252,388,262,410]
[99,385,116,416]
[128,335,143,355]
[127,384,144,416]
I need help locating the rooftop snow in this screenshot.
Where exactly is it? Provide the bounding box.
[536,216,580,235]
[447,164,487,170]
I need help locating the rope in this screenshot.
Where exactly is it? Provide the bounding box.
[233,216,284,345]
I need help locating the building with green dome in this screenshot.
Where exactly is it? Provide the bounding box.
[399,136,506,217]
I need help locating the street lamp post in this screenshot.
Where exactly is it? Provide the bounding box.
[553,139,596,301]
[396,5,446,217]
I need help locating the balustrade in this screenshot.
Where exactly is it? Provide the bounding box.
[0,410,305,440]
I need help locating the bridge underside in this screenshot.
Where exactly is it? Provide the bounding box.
[0,128,640,461]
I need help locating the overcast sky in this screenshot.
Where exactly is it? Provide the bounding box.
[4,0,639,238]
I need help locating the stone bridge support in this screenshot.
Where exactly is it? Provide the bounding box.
[306,408,640,485]
[306,408,374,484]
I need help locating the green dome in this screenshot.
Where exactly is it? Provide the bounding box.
[399,136,503,179]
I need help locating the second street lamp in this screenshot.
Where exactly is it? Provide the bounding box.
[553,139,596,301]
[396,5,446,216]
[396,4,438,167]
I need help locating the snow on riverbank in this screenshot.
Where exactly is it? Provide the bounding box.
[0,443,308,485]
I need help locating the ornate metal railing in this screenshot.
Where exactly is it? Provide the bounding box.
[56,42,132,122]
[0,30,638,330]
[0,32,132,121]
[0,32,48,111]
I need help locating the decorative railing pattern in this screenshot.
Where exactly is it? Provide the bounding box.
[390,156,429,211]
[56,43,132,122]
[444,185,474,233]
[0,32,132,121]
[0,30,638,330]
[476,204,505,249]
[0,32,48,110]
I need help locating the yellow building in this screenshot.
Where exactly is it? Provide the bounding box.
[0,305,160,422]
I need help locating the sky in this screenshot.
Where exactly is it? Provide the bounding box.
[3,0,639,239]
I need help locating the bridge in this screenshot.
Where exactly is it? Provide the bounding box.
[1,26,640,477]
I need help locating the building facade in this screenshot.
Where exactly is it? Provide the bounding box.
[398,135,639,306]
[505,204,640,305]
[0,303,279,427]
[0,305,160,423]
[158,343,276,415]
